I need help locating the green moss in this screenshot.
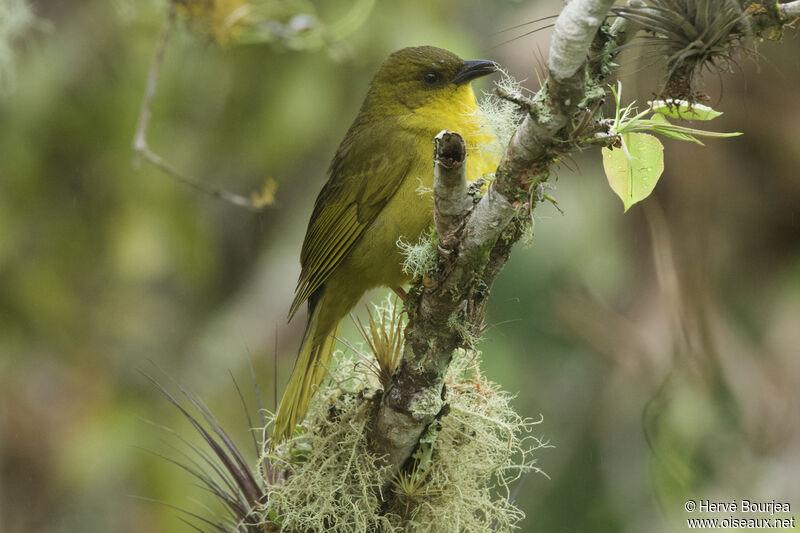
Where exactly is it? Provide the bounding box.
[397,231,438,279]
[467,175,491,202]
[262,387,394,533]
[401,349,549,532]
[411,420,440,473]
[583,83,606,107]
[521,219,535,247]
[261,336,548,532]
[532,83,553,124]
[475,69,525,155]
[447,310,477,347]
[467,238,494,273]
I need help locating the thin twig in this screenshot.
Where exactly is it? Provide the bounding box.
[494,86,535,114]
[132,1,267,211]
[132,1,174,163]
[138,147,265,211]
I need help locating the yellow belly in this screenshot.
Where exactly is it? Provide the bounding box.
[341,113,500,290]
[314,84,500,337]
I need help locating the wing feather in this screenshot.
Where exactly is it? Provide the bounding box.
[289,123,415,318]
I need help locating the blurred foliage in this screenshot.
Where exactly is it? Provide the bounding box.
[1,0,798,532]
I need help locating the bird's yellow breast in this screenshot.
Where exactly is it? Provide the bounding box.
[399,83,500,171]
[337,83,500,291]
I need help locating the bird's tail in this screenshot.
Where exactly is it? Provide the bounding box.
[272,304,341,444]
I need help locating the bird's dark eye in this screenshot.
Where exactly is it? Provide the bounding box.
[423,72,440,86]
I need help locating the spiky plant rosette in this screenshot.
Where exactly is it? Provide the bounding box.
[259,298,547,533]
[614,0,753,101]
[145,369,272,533]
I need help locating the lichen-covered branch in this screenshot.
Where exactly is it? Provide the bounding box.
[372,0,616,473]
[781,0,800,17]
[371,0,800,503]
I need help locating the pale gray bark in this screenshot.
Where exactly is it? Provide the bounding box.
[781,0,800,17]
[549,0,617,80]
[432,131,472,250]
[372,0,616,474]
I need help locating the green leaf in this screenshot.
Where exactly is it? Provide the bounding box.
[648,114,704,145]
[602,133,665,212]
[649,100,723,121]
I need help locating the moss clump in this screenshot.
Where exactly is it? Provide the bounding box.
[446,310,479,347]
[396,349,547,532]
[262,386,394,533]
[397,231,438,279]
[260,333,548,532]
[475,69,526,156]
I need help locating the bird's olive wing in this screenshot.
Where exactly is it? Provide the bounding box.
[289,130,415,318]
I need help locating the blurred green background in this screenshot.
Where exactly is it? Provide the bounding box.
[1,0,798,531]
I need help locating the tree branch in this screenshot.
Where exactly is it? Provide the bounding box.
[781,0,800,18]
[373,0,616,473]
[548,0,618,80]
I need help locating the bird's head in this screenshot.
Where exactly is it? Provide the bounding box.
[362,46,498,117]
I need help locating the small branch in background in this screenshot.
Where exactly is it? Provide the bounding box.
[131,1,174,165]
[132,1,272,211]
[137,147,272,211]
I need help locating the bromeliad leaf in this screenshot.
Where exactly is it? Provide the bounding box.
[649,100,723,121]
[647,113,704,145]
[602,133,664,212]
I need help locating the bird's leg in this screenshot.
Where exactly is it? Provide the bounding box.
[392,287,407,301]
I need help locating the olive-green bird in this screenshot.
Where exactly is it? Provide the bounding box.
[273,46,501,443]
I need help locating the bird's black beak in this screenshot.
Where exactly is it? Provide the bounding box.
[453,59,499,85]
